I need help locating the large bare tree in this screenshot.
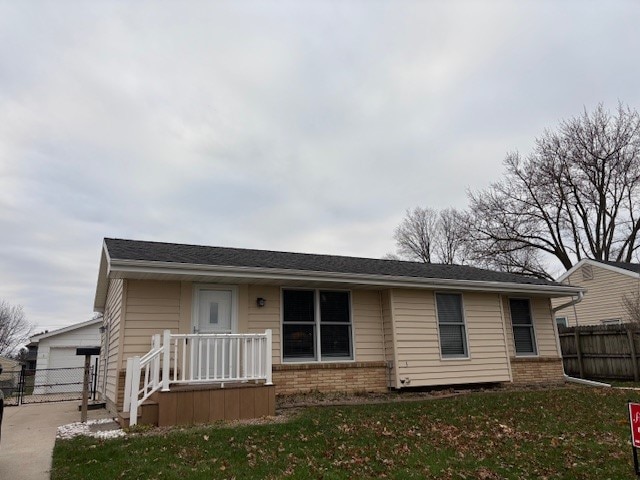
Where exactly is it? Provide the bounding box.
[468,103,640,278]
[392,207,468,264]
[0,300,33,356]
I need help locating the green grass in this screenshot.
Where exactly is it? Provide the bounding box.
[52,387,640,479]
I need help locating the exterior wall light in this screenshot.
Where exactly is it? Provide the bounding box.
[256,297,266,307]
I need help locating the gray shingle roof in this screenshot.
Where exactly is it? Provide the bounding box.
[104,238,563,287]
[599,260,640,274]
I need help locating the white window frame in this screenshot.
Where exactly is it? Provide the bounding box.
[434,292,470,360]
[509,297,538,357]
[280,287,355,364]
[555,317,568,328]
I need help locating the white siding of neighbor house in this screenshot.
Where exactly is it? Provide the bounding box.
[503,296,560,358]
[553,264,640,326]
[391,289,511,386]
[35,323,101,370]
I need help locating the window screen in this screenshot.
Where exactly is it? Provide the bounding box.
[510,298,537,355]
[436,293,467,357]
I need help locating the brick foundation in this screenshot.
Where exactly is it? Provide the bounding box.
[510,357,565,384]
[272,361,388,395]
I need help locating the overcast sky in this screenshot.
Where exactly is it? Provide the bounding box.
[1,1,639,331]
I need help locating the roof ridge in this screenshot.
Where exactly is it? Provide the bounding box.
[104,237,469,268]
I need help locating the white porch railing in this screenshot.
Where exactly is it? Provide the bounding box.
[124,329,272,426]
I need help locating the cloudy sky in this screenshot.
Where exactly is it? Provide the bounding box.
[1,1,639,331]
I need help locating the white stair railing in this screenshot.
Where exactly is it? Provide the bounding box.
[124,329,272,426]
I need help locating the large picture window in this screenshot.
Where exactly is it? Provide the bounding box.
[510,298,537,355]
[436,293,468,358]
[282,289,352,361]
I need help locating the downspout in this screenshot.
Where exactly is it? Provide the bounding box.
[551,292,610,387]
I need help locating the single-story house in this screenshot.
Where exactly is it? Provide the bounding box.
[553,259,640,327]
[93,238,583,425]
[30,318,102,394]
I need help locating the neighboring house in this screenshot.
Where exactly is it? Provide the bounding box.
[25,342,38,370]
[0,356,21,395]
[553,259,640,327]
[94,238,583,424]
[29,318,102,394]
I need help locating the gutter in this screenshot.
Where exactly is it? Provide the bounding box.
[551,291,611,388]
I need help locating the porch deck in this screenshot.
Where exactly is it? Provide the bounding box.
[119,382,275,427]
[121,330,274,426]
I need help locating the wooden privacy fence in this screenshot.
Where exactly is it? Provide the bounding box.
[559,324,640,381]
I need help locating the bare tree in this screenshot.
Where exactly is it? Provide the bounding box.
[468,103,640,278]
[622,293,640,323]
[0,300,33,356]
[434,208,468,265]
[393,207,439,262]
[391,207,469,264]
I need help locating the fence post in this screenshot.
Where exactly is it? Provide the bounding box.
[574,329,585,378]
[628,329,640,382]
[19,364,26,405]
[92,358,99,401]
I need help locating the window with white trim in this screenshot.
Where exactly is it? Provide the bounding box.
[555,317,568,329]
[436,293,468,358]
[282,289,353,361]
[510,298,537,355]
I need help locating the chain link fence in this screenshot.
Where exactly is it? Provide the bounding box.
[0,368,22,406]
[1,363,98,406]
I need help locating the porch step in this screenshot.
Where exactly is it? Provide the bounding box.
[117,401,159,428]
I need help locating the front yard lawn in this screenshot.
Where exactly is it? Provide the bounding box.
[52,387,640,479]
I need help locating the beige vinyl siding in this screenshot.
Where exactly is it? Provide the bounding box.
[392,289,511,386]
[247,286,282,365]
[352,290,385,362]
[381,290,397,387]
[121,280,182,368]
[554,264,640,326]
[503,296,559,358]
[103,279,124,405]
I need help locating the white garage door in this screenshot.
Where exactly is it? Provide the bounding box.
[49,348,86,369]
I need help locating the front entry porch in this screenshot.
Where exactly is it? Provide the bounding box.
[121,330,274,427]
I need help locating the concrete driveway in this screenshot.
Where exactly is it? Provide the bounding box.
[0,402,114,480]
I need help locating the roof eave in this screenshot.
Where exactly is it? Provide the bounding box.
[30,317,103,343]
[108,258,585,297]
[557,258,640,282]
[93,241,111,312]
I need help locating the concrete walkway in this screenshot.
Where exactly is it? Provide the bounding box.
[0,402,114,480]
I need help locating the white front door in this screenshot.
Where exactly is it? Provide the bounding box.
[196,289,233,335]
[193,287,236,380]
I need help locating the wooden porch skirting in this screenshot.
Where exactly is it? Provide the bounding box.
[510,357,565,384]
[156,383,276,426]
[272,361,388,395]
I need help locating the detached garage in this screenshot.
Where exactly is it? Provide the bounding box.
[30,318,102,394]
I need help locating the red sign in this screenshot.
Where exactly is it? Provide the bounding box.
[629,403,640,448]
